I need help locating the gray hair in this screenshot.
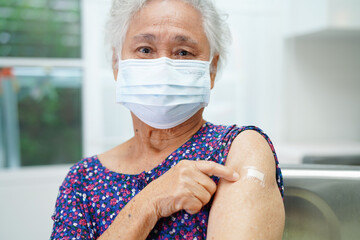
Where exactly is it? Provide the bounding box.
[106,0,231,73]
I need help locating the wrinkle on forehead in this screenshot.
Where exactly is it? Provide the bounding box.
[154,16,173,26]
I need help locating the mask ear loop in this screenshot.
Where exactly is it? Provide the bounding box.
[209,53,215,74]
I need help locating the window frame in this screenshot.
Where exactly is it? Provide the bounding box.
[0,57,83,169]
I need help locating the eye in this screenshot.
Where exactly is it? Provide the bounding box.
[138,47,152,54]
[178,50,191,56]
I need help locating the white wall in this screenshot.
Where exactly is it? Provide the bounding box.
[0,165,70,240]
[207,0,285,141]
[278,0,360,162]
[283,36,360,143]
[82,0,115,157]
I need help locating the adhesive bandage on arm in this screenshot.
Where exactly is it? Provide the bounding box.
[241,166,266,187]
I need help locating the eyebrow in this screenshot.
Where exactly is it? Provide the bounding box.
[173,35,199,45]
[133,34,199,45]
[133,34,156,43]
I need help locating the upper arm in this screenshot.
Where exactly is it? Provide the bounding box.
[207,130,285,240]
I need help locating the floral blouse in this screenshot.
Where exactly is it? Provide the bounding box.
[50,122,284,239]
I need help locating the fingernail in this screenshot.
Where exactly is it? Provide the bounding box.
[233,172,240,180]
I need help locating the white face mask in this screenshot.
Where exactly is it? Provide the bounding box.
[116,57,211,129]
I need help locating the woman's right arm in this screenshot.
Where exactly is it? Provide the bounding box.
[96,185,159,240]
[97,160,239,240]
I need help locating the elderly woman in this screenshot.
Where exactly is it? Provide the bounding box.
[50,0,284,239]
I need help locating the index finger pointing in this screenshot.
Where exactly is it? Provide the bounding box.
[195,161,239,182]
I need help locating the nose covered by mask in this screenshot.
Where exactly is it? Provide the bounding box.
[116,57,211,129]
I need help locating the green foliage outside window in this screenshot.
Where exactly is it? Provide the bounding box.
[18,83,82,166]
[0,0,81,58]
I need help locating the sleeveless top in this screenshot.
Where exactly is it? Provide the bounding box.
[50,122,284,240]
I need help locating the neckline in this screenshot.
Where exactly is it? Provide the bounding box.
[93,122,211,177]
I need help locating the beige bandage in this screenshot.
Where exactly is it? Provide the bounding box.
[241,166,265,187]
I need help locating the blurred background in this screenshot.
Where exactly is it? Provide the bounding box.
[0,0,359,239]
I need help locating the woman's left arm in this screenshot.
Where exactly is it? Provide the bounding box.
[207,130,285,240]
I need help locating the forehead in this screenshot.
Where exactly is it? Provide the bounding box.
[126,0,208,43]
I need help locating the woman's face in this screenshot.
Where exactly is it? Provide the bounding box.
[121,0,211,61]
[113,0,218,87]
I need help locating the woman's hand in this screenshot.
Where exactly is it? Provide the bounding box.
[144,160,240,218]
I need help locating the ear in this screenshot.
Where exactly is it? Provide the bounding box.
[210,54,219,89]
[112,48,119,81]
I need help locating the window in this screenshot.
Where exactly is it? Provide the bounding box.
[0,0,82,168]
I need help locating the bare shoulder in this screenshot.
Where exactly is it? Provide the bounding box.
[225,129,277,186]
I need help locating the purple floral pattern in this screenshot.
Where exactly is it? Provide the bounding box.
[50,122,284,239]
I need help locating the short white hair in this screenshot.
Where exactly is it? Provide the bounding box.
[106,0,231,73]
